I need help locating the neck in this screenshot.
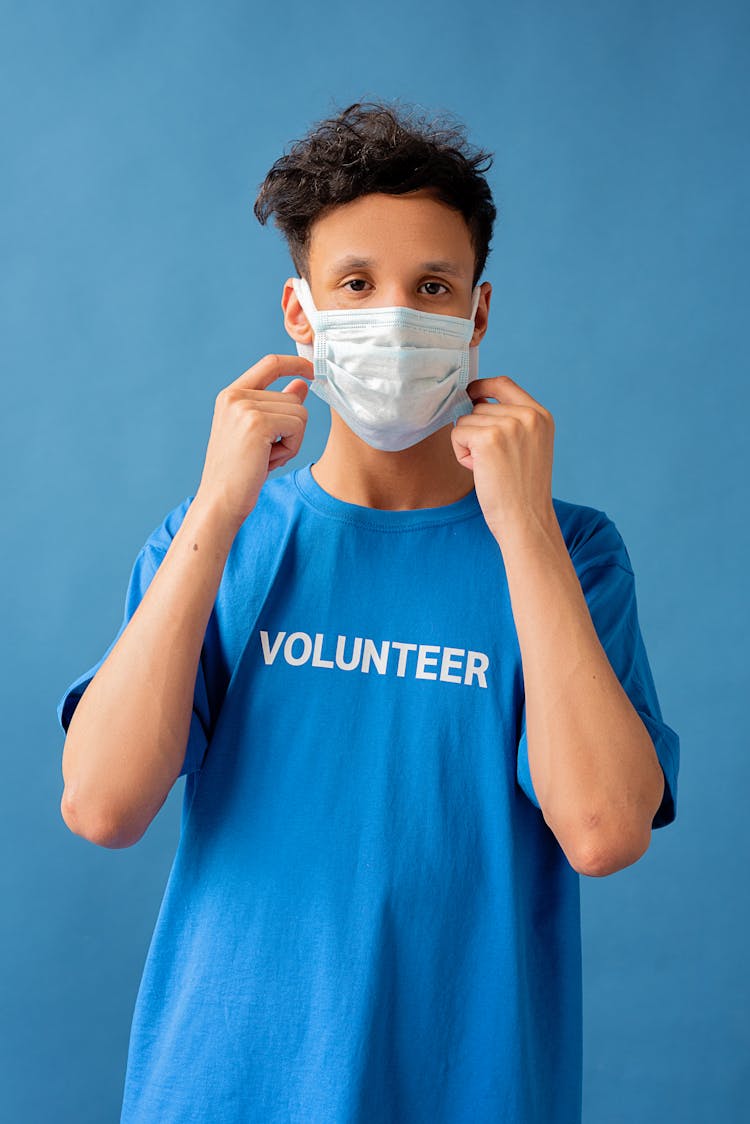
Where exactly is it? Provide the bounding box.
[309,418,476,510]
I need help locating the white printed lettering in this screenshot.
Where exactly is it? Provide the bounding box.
[336,635,363,671]
[285,631,312,666]
[361,638,390,675]
[260,630,286,665]
[415,644,441,680]
[258,629,489,686]
[391,641,417,677]
[464,650,489,688]
[312,632,334,668]
[440,647,465,684]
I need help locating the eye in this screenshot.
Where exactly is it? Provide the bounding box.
[420,281,449,296]
[342,278,450,295]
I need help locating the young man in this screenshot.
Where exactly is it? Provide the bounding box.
[57,100,679,1123]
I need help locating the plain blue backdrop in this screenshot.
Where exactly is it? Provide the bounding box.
[3,0,746,1120]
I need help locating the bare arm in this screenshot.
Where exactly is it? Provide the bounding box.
[450,374,665,877]
[501,519,666,877]
[60,354,313,848]
[60,497,237,847]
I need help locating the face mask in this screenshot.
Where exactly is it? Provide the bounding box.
[291,276,482,452]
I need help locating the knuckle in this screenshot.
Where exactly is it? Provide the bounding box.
[475,428,499,448]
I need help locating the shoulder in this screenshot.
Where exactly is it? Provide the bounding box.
[551,495,634,576]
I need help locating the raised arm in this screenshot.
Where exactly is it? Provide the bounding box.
[60,354,312,847]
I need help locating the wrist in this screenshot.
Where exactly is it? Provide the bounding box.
[184,490,245,556]
[490,504,561,554]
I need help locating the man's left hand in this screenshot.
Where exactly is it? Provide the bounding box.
[451,375,557,544]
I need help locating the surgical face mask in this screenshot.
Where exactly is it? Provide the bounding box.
[291,276,482,452]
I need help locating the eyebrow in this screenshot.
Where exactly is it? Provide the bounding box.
[326,255,466,278]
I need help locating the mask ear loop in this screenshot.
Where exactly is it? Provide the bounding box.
[468,284,482,381]
[291,277,318,362]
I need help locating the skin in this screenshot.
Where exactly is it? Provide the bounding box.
[280,188,666,876]
[282,188,491,510]
[60,187,665,870]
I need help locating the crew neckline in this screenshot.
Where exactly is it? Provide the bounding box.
[292,462,482,530]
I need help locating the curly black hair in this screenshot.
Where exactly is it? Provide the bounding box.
[253,98,497,288]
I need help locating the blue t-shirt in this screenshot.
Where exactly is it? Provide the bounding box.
[57,462,679,1124]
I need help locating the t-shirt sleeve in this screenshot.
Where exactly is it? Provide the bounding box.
[56,515,212,778]
[515,512,680,830]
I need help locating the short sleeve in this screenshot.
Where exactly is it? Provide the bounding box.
[516,514,680,829]
[56,533,211,778]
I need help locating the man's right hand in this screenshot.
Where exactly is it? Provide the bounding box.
[195,354,314,532]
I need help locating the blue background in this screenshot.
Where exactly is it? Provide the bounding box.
[3,0,746,1120]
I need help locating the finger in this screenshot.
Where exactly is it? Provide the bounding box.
[466,386,500,406]
[227,354,314,393]
[233,396,308,418]
[268,414,307,457]
[230,385,310,406]
[463,402,505,416]
[281,378,311,403]
[457,403,538,424]
[454,413,505,428]
[268,443,298,467]
[468,375,543,409]
[261,411,307,442]
[449,426,475,464]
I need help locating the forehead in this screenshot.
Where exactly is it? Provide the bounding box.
[309,191,474,276]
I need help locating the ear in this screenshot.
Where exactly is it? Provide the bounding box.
[470,281,492,348]
[281,279,314,345]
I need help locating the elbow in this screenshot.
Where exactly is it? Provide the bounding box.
[559,812,653,878]
[60,787,143,849]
